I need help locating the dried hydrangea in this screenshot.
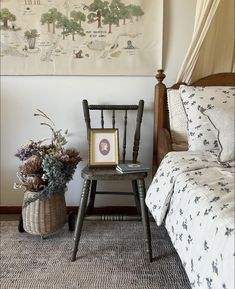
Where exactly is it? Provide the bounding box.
[14,109,82,207]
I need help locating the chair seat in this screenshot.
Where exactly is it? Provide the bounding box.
[81,165,147,181]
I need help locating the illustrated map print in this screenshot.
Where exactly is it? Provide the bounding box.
[0,0,163,75]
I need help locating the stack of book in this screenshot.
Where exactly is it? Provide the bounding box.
[116,163,150,174]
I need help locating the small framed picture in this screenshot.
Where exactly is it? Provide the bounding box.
[89,128,119,167]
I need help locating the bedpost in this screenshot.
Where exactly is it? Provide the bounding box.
[152,69,167,177]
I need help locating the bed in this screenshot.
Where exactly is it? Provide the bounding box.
[146,70,235,289]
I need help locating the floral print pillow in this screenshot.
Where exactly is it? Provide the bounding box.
[179,85,235,151]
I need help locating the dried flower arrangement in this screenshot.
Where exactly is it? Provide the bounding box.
[14,110,82,207]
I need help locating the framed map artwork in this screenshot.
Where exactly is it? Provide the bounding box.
[0,0,163,75]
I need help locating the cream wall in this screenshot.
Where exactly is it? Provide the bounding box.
[0,0,196,207]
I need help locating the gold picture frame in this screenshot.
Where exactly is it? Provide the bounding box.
[89,129,119,167]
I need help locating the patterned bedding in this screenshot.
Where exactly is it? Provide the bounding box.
[146,151,235,289]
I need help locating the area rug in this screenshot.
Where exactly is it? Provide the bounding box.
[0,221,191,289]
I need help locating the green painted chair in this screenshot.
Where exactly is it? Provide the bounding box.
[71,99,152,262]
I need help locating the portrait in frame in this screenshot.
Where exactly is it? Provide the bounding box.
[89,128,119,167]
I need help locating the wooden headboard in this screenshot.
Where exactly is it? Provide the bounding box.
[152,69,235,176]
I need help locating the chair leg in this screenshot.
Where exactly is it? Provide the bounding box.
[86,180,97,215]
[132,180,141,216]
[137,178,152,262]
[71,179,91,262]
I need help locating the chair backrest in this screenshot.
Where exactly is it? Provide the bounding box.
[82,99,144,163]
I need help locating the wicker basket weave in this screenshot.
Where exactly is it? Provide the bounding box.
[22,191,66,236]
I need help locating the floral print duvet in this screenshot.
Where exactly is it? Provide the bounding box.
[146,151,234,289]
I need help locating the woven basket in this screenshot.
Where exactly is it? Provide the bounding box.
[22,191,66,236]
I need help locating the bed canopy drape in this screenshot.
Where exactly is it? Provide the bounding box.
[177,0,235,83]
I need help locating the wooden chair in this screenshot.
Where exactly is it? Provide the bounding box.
[71,99,152,262]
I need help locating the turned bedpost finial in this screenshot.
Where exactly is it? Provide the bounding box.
[155,69,166,84]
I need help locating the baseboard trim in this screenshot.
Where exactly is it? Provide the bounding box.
[0,207,22,214]
[0,206,138,215]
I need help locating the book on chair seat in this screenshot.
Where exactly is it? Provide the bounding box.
[116,163,150,173]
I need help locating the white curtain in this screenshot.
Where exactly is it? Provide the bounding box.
[177,0,235,83]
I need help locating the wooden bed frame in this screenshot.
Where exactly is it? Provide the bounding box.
[152,69,235,176]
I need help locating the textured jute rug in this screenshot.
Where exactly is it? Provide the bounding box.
[0,220,190,289]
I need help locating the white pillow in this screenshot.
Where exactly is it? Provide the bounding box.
[203,107,235,163]
[179,85,235,151]
[167,89,188,151]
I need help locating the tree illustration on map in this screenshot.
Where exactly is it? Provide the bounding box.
[0,8,16,29]
[87,0,109,28]
[41,8,63,34]
[24,29,40,49]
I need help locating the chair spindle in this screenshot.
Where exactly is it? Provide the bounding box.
[101,110,104,128]
[112,110,115,128]
[122,110,128,163]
